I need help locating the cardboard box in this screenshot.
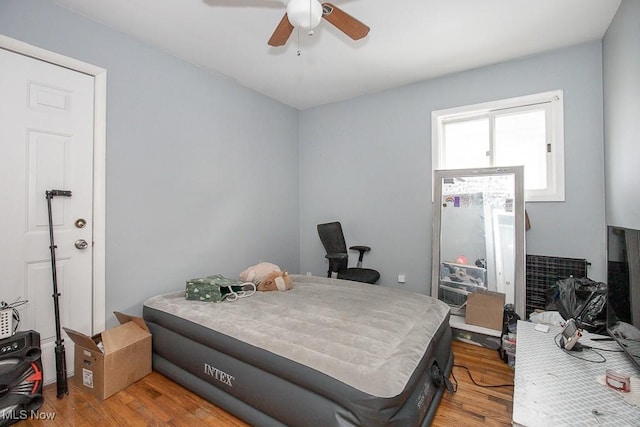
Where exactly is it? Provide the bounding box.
[64,312,152,400]
[465,290,506,331]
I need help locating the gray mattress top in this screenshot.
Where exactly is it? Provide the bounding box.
[144,274,450,398]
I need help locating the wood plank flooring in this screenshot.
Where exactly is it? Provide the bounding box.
[434,341,515,427]
[19,340,513,426]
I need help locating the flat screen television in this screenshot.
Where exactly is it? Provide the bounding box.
[606,226,640,373]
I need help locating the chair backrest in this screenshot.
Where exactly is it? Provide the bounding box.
[317,222,348,271]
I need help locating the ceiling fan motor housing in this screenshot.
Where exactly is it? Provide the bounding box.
[287,0,323,30]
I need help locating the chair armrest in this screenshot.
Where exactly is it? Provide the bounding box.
[325,253,347,276]
[349,246,371,267]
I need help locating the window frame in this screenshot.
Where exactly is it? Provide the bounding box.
[432,90,565,202]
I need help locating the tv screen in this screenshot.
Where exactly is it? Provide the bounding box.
[606,226,640,372]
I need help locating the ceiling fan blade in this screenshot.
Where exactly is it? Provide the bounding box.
[321,3,370,41]
[268,13,294,46]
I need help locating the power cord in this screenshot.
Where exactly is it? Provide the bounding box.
[585,345,623,352]
[591,409,636,425]
[553,332,607,363]
[450,364,514,392]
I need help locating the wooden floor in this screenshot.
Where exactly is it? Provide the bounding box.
[433,341,515,427]
[20,340,513,426]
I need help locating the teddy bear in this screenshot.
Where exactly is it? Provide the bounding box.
[257,270,293,292]
[239,262,281,284]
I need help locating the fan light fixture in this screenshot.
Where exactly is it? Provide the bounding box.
[268,0,370,47]
[286,0,322,30]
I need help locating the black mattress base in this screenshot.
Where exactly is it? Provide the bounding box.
[145,314,453,426]
[153,352,453,427]
[153,355,285,427]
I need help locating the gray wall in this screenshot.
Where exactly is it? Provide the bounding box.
[603,0,640,231]
[0,0,300,326]
[299,42,607,294]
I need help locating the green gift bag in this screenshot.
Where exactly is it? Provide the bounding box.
[185,274,253,302]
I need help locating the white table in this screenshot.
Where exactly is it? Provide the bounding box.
[513,320,640,426]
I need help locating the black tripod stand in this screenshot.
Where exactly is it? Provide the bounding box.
[45,189,71,399]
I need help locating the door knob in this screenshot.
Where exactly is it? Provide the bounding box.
[74,239,89,250]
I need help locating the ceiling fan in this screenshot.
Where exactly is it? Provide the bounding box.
[268,0,370,47]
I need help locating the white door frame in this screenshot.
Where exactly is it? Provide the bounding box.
[0,34,107,333]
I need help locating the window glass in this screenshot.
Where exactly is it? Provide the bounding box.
[443,118,490,169]
[432,90,564,201]
[494,109,547,190]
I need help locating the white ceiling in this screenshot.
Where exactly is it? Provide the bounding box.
[51,0,621,110]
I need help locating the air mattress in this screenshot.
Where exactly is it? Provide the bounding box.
[143,274,452,426]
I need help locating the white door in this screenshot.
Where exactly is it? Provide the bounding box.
[0,48,94,385]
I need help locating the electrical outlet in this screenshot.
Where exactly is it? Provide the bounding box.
[306,272,312,276]
[398,274,406,283]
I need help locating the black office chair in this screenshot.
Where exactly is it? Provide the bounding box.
[317,221,380,284]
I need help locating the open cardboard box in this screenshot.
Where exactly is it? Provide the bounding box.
[63,312,152,400]
[465,290,506,331]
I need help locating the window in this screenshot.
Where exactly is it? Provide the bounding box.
[432,90,564,201]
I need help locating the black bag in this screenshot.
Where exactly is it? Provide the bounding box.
[546,277,607,333]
